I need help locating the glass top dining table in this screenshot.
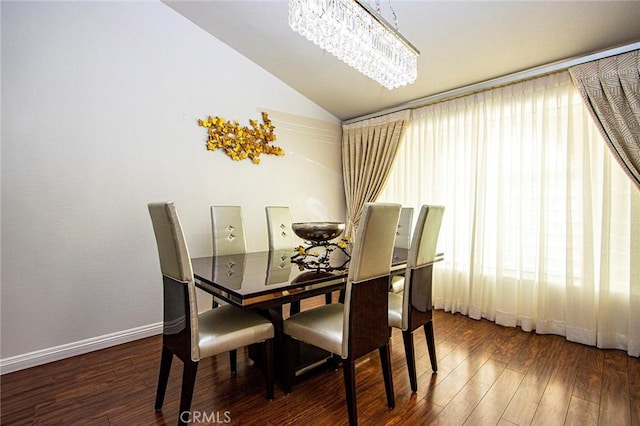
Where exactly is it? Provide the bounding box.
[192,247,414,309]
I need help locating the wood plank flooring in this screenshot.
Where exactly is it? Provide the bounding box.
[2,298,639,425]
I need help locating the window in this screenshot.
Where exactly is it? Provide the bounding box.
[379,71,639,354]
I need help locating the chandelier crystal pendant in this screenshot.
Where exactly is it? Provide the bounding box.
[288,0,419,90]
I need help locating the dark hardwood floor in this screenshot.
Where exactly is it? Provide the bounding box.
[2,296,639,425]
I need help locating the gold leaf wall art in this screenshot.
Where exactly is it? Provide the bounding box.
[198,112,284,164]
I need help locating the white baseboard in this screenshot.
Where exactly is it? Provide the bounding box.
[0,322,163,375]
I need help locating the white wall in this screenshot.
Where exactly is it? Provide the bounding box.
[0,1,344,370]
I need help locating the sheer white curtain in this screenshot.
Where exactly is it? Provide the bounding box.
[379,71,640,356]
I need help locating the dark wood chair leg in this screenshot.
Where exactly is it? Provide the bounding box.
[402,330,418,392]
[330,353,340,371]
[263,339,274,400]
[212,298,219,308]
[424,321,438,372]
[343,358,358,426]
[325,292,332,304]
[290,301,301,315]
[178,360,199,426]
[283,335,297,394]
[155,346,173,411]
[229,349,237,374]
[379,344,395,408]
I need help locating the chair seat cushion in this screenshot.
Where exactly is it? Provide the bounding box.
[390,275,405,294]
[283,303,345,357]
[198,305,274,359]
[388,292,403,330]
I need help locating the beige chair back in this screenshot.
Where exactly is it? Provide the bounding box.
[148,201,200,361]
[211,206,247,255]
[265,206,295,251]
[402,205,445,329]
[342,202,401,356]
[394,207,414,250]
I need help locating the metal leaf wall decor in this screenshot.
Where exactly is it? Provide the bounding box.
[198,112,284,164]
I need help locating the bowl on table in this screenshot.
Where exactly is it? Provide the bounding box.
[292,222,345,242]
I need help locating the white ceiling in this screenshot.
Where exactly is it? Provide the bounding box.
[164,0,640,121]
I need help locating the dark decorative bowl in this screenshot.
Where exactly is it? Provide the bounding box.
[292,222,345,242]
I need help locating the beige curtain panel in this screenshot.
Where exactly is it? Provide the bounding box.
[569,49,640,189]
[341,110,410,238]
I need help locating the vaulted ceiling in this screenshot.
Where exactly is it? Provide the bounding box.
[164,1,640,121]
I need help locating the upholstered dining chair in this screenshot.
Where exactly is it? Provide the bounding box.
[265,206,295,251]
[390,207,414,294]
[395,207,414,250]
[210,205,247,307]
[266,205,337,310]
[265,206,309,313]
[283,202,402,426]
[211,205,247,256]
[388,204,444,392]
[148,201,275,426]
[210,205,249,369]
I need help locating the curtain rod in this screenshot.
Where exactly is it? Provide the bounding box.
[342,41,640,125]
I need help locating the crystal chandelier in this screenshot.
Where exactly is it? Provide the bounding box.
[288,0,419,90]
